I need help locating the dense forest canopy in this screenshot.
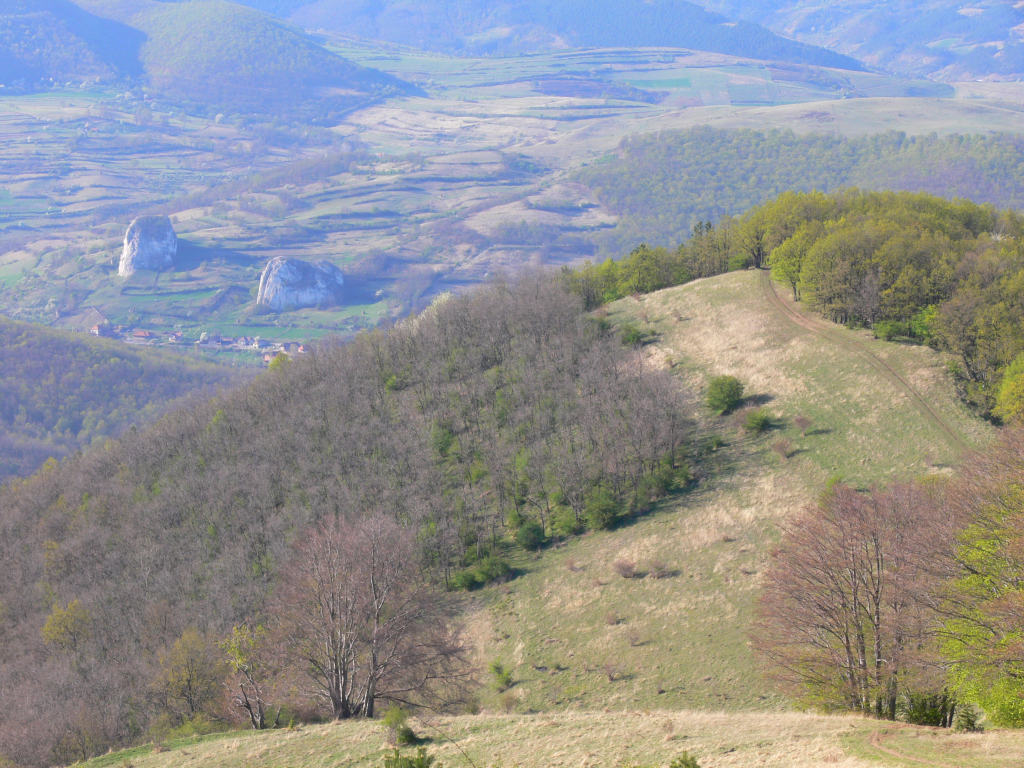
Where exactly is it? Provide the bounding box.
[579,128,1024,256]
[0,318,244,481]
[0,276,690,766]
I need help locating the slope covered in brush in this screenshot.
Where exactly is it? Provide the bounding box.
[0,277,688,765]
[0,317,245,482]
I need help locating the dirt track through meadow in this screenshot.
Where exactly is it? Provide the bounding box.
[759,270,969,454]
[867,727,965,768]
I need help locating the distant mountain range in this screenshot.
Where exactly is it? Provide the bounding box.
[1,0,417,114]
[241,0,865,70]
[697,0,1024,80]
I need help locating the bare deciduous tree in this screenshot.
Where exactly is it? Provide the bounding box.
[272,514,469,719]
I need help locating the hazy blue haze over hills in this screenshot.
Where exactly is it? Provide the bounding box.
[0,0,145,83]
[229,0,864,69]
[2,0,416,113]
[697,0,1024,79]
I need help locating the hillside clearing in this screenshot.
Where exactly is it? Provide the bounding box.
[458,270,993,719]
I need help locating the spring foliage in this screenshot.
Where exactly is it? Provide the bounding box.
[0,275,690,765]
[563,187,1024,417]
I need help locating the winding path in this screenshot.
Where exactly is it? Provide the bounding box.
[867,727,965,768]
[759,270,969,454]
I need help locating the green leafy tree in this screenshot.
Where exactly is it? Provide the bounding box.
[514,519,545,551]
[41,599,91,654]
[706,375,744,415]
[994,352,1024,423]
[220,625,280,730]
[154,628,228,722]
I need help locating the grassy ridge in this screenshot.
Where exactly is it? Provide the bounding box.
[467,270,990,721]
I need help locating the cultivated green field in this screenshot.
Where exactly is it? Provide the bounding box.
[2,42,1023,349]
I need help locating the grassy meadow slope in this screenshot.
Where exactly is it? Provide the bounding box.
[465,270,991,721]
[79,270,1013,768]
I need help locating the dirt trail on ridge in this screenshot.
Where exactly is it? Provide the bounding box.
[759,270,968,454]
[867,727,966,768]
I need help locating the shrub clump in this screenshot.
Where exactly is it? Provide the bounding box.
[620,323,647,346]
[706,375,744,414]
[585,489,619,531]
[382,705,417,746]
[514,519,545,551]
[449,555,512,590]
[489,660,513,692]
[669,753,701,768]
[772,438,792,460]
[612,559,638,579]
[382,747,439,768]
[742,408,772,433]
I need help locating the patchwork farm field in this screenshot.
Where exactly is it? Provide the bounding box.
[2,43,1022,349]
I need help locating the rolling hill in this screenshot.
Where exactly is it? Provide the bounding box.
[57,268,1024,768]
[0,0,144,87]
[131,0,417,112]
[277,0,864,69]
[12,0,417,113]
[0,266,997,765]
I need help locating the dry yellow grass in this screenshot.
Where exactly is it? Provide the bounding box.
[82,711,1024,768]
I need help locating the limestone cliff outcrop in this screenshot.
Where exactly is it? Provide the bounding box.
[119,215,177,277]
[256,257,345,311]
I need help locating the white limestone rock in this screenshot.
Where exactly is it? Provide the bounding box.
[119,215,177,277]
[256,257,345,311]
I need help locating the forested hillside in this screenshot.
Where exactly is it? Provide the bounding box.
[132,0,415,115]
[578,127,1024,255]
[9,0,415,115]
[0,277,689,766]
[0,319,244,481]
[563,189,1024,418]
[0,0,144,86]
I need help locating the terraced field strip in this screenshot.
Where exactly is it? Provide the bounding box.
[759,270,969,453]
